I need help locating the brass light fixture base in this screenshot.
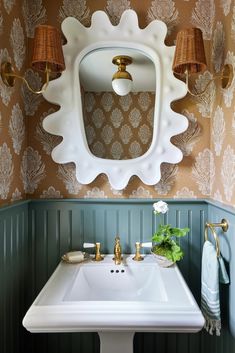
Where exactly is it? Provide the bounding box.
[1,61,15,87]
[112,55,133,67]
[112,55,133,81]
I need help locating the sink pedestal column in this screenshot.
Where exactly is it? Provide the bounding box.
[98,332,135,353]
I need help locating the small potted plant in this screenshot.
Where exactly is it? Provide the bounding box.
[151,201,189,267]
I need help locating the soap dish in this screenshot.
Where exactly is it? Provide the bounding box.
[61,251,90,264]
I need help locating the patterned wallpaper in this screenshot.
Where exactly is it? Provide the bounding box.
[0,0,27,205]
[210,1,235,205]
[83,92,155,160]
[0,0,234,205]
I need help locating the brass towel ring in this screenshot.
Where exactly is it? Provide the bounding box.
[204,219,229,257]
[205,224,220,257]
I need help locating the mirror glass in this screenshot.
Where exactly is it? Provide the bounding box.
[79,48,156,160]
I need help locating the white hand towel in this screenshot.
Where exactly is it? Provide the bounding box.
[201,240,229,336]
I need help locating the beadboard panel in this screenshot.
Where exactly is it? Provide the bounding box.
[28,199,207,353]
[0,201,29,353]
[208,203,235,349]
[28,200,207,298]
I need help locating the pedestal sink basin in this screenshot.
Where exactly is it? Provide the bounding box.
[23,255,204,353]
[65,260,167,302]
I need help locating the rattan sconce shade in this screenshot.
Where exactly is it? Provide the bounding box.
[32,25,65,73]
[172,28,207,75]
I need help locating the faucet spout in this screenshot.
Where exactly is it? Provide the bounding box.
[113,236,122,265]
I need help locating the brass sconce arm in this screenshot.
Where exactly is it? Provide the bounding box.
[185,64,233,97]
[1,61,51,95]
[0,25,65,96]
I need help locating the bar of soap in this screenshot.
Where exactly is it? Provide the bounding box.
[64,251,85,263]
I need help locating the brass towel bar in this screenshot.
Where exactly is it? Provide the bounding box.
[205,219,229,257]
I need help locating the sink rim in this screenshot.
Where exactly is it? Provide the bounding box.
[23,254,205,333]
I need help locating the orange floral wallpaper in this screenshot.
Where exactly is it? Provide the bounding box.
[210,1,235,205]
[0,0,27,205]
[83,92,155,160]
[0,0,234,205]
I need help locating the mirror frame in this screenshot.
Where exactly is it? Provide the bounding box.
[43,10,188,190]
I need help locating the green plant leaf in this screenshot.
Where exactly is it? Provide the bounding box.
[170,227,189,237]
[170,242,184,261]
[152,240,184,262]
[151,221,189,262]
[152,234,166,243]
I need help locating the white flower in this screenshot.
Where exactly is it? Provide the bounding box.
[153,201,169,214]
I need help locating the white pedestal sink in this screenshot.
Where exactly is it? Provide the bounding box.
[23,255,204,353]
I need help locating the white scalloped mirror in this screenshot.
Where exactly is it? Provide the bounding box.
[43,10,188,190]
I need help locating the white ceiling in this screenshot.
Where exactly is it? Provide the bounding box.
[79,48,156,92]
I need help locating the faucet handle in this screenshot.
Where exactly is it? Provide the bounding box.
[83,242,104,261]
[133,242,144,261]
[141,242,152,248]
[114,236,120,243]
[132,241,152,261]
[83,242,95,248]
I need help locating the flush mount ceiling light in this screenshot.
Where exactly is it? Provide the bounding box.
[0,25,65,94]
[172,27,233,96]
[112,55,133,96]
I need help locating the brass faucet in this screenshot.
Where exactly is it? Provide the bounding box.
[113,236,122,265]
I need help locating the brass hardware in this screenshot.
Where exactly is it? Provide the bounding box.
[93,242,104,262]
[1,62,15,87]
[184,64,234,97]
[221,64,233,89]
[1,25,65,95]
[221,219,229,232]
[205,219,229,257]
[132,242,144,261]
[112,55,133,81]
[1,61,51,94]
[112,55,132,67]
[172,27,234,97]
[205,219,229,232]
[113,236,123,265]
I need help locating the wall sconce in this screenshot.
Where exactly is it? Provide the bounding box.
[112,55,133,96]
[172,28,233,96]
[0,25,65,94]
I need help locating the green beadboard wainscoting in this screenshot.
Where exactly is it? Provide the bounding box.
[0,199,235,353]
[0,201,29,353]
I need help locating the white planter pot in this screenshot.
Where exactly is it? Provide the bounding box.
[151,250,175,267]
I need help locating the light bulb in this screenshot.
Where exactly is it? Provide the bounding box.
[112,78,133,96]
